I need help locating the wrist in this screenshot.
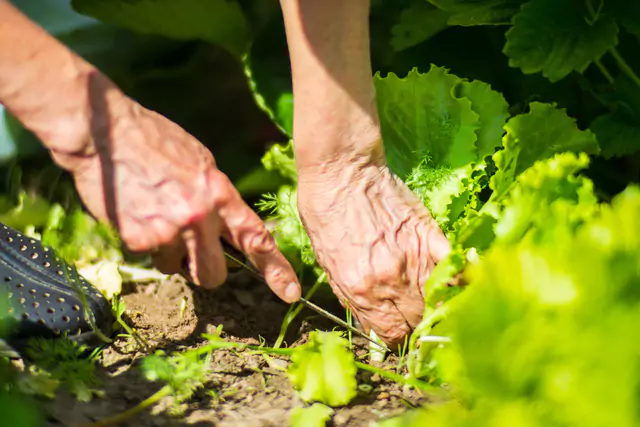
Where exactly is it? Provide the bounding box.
[0,1,128,172]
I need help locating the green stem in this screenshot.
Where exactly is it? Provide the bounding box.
[594,59,614,84]
[274,277,324,349]
[82,385,171,427]
[610,47,640,89]
[355,362,431,391]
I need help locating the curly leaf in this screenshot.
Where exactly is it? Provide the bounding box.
[504,0,619,82]
[287,331,358,407]
[458,79,509,159]
[375,65,480,179]
[491,102,600,196]
[71,0,251,57]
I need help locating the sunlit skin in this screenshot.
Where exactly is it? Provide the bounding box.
[0,0,449,348]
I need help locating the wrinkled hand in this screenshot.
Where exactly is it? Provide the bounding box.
[64,98,301,303]
[297,157,450,348]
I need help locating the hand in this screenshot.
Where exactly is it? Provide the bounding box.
[297,155,451,348]
[63,96,302,303]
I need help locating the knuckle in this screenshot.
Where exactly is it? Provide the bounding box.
[246,228,277,255]
[209,172,234,207]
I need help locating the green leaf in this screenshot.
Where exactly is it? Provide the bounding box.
[494,152,597,244]
[608,0,640,39]
[287,331,358,407]
[375,65,480,179]
[71,0,251,57]
[504,0,619,82]
[242,15,293,136]
[428,0,526,26]
[591,111,640,159]
[290,403,334,427]
[458,79,509,159]
[261,141,297,183]
[390,1,451,51]
[491,102,600,196]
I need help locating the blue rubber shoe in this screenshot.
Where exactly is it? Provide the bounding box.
[0,223,114,357]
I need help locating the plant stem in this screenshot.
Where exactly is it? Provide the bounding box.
[274,277,323,348]
[355,362,431,391]
[82,385,171,427]
[594,59,614,84]
[609,47,640,88]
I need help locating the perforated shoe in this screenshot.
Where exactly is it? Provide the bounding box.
[0,222,114,357]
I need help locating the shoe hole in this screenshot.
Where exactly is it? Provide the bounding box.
[29,289,36,294]
[72,305,80,311]
[37,319,45,326]
[7,307,13,314]
[7,292,12,298]
[6,237,12,243]
[43,292,50,298]
[57,271,63,276]
[43,262,51,268]
[47,308,55,314]
[16,283,23,288]
[4,276,10,282]
[44,247,49,252]
[57,297,65,303]
[22,313,28,319]
[31,253,38,260]
[32,302,39,308]
[19,245,26,251]
[62,315,70,322]
[53,328,60,335]
[29,239,35,244]
[18,298,25,304]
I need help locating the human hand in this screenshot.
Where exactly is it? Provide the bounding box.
[296,154,451,348]
[62,95,301,303]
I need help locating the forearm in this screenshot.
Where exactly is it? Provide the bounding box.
[0,0,125,167]
[279,0,382,170]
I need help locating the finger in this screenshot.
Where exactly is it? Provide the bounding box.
[357,300,413,352]
[151,240,187,275]
[217,188,301,303]
[426,220,451,263]
[182,214,227,288]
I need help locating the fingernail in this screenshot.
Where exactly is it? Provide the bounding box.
[285,282,301,302]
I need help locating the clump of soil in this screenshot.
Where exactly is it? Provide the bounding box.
[44,271,433,427]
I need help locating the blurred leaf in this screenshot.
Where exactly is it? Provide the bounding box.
[290,403,334,427]
[591,111,640,159]
[390,1,451,51]
[504,0,619,82]
[428,0,526,26]
[71,0,251,57]
[287,331,358,407]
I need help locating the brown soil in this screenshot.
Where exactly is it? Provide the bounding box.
[43,271,433,427]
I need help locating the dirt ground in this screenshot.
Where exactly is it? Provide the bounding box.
[42,269,434,427]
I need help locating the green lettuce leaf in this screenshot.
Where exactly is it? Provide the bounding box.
[287,331,358,407]
[71,0,251,57]
[375,65,479,179]
[290,403,334,427]
[491,102,600,197]
[504,0,619,82]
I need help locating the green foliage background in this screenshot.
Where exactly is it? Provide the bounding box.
[1,0,639,425]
